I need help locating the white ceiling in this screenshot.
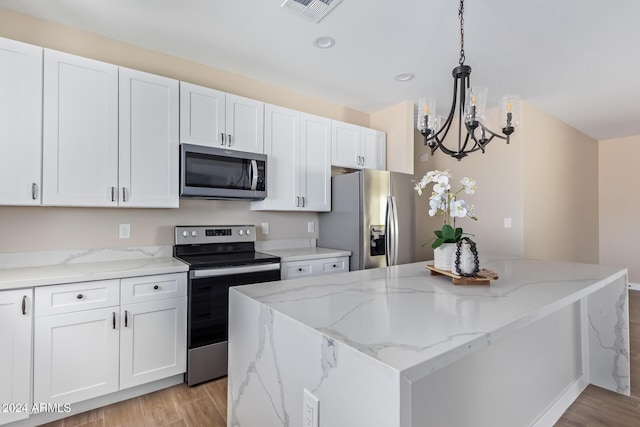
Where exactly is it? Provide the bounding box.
[1,0,638,141]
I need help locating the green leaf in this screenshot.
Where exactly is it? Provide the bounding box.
[434,230,443,238]
[432,237,445,249]
[454,227,463,240]
[441,224,455,240]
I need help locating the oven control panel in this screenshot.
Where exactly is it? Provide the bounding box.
[175,225,256,245]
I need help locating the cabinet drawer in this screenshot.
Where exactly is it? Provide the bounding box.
[318,257,349,275]
[35,279,120,316]
[281,261,315,280]
[121,273,187,304]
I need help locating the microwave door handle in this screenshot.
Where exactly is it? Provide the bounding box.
[250,160,258,191]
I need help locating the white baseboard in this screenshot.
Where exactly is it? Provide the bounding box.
[629,282,640,291]
[533,374,589,427]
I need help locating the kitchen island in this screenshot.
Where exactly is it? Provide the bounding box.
[228,257,629,427]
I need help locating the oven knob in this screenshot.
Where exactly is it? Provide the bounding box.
[246,229,251,235]
[238,230,244,236]
[191,231,198,237]
[182,231,189,237]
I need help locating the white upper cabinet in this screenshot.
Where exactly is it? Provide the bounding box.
[42,49,119,206]
[360,127,387,170]
[225,93,264,153]
[42,50,178,208]
[252,105,330,211]
[179,82,264,153]
[331,120,386,170]
[0,38,42,206]
[299,112,331,211]
[119,68,179,208]
[179,82,225,147]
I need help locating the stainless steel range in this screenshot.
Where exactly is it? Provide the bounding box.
[173,225,281,386]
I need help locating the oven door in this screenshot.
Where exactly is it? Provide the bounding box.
[186,263,280,385]
[180,143,266,200]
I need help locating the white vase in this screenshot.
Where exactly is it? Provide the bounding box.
[433,243,456,271]
[451,242,476,275]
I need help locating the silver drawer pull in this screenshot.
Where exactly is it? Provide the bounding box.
[31,183,38,200]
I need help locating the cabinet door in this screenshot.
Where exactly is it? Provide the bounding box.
[225,93,264,154]
[0,38,42,206]
[119,68,179,208]
[361,128,387,170]
[252,104,299,211]
[34,307,119,405]
[300,113,331,211]
[179,82,226,147]
[331,120,361,169]
[120,297,187,390]
[42,49,118,206]
[0,290,32,424]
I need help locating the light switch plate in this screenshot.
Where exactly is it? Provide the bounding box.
[307,222,315,233]
[261,222,270,235]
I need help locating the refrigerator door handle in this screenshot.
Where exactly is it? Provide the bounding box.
[390,195,399,265]
[385,196,392,266]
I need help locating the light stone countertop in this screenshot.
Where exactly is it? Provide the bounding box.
[233,256,627,382]
[258,246,351,262]
[0,246,188,290]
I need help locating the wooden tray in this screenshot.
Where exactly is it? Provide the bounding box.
[425,265,498,285]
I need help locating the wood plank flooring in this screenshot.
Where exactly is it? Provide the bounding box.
[42,291,640,427]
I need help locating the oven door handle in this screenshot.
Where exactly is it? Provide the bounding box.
[190,263,280,279]
[250,159,258,191]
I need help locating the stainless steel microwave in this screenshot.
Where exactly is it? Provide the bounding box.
[179,144,267,200]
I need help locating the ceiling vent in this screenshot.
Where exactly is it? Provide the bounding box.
[281,0,343,23]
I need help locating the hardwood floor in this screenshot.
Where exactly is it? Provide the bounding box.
[42,291,640,427]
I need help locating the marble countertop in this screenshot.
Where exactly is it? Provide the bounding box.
[233,257,627,381]
[259,246,351,262]
[0,246,188,290]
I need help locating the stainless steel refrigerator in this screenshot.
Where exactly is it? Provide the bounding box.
[319,169,417,271]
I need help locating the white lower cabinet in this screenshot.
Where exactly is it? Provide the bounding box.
[33,273,187,406]
[0,289,33,425]
[281,256,349,280]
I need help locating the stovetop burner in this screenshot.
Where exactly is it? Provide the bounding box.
[173,225,280,269]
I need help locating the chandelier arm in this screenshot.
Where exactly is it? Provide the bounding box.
[477,122,508,142]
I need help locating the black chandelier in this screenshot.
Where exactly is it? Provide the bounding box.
[417,0,519,160]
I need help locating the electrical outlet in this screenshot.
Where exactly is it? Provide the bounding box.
[303,389,319,427]
[261,222,270,235]
[504,218,512,229]
[307,221,315,233]
[119,224,131,239]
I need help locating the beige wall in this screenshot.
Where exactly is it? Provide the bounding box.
[599,135,640,281]
[521,102,599,264]
[0,7,376,253]
[370,101,414,174]
[413,101,599,265]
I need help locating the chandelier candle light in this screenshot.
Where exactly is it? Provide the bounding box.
[417,0,519,160]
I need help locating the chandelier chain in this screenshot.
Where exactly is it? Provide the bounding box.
[458,0,465,65]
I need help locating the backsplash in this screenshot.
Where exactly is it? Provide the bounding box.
[0,199,320,253]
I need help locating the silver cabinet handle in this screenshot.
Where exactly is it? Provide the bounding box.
[124,310,129,327]
[111,187,117,202]
[361,156,365,166]
[112,312,116,329]
[227,134,232,146]
[296,196,300,207]
[122,187,128,202]
[22,295,27,315]
[221,133,225,146]
[31,183,38,200]
[301,196,306,207]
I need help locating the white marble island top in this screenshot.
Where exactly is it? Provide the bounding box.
[233,257,627,381]
[258,246,351,262]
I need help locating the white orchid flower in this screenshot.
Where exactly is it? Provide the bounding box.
[450,199,471,218]
[460,177,476,195]
[433,181,450,194]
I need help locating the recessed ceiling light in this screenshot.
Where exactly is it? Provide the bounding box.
[395,73,415,82]
[313,36,336,49]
